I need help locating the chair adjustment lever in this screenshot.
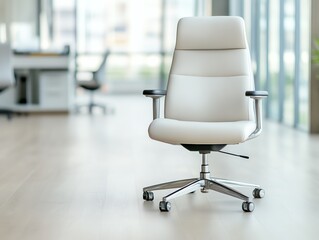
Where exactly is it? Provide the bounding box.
[218,151,249,159]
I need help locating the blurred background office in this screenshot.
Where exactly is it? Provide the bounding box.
[0,0,210,115]
[1,1,319,239]
[0,0,318,133]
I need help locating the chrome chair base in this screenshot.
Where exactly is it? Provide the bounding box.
[143,153,264,212]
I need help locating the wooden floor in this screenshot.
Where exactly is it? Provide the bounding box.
[0,95,318,240]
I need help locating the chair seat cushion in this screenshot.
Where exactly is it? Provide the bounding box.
[78,80,100,91]
[148,118,256,145]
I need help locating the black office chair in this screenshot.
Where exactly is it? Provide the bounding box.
[0,43,15,120]
[76,50,110,114]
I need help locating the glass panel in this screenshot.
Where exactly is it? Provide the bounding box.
[9,0,39,51]
[105,0,162,90]
[283,0,295,126]
[107,54,160,81]
[243,0,252,47]
[52,0,76,50]
[46,0,206,93]
[71,0,203,92]
[76,0,162,53]
[230,0,310,130]
[268,0,280,120]
[259,0,268,90]
[299,0,310,130]
[76,0,107,53]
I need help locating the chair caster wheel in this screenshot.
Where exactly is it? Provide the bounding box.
[159,201,171,212]
[253,188,265,198]
[143,191,154,201]
[242,201,255,212]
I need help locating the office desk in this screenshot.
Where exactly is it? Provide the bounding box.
[13,55,69,69]
[0,54,74,113]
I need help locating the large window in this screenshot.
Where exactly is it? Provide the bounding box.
[49,0,207,93]
[299,0,310,129]
[0,0,39,50]
[3,0,206,93]
[283,0,295,126]
[231,0,310,130]
[268,0,280,121]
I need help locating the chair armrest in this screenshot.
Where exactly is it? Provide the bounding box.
[143,89,167,97]
[143,89,166,119]
[245,91,268,140]
[245,91,268,98]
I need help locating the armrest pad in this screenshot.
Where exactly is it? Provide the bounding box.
[245,91,268,97]
[143,89,167,96]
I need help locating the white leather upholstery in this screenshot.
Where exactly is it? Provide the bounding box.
[166,74,253,122]
[170,49,251,77]
[149,119,256,145]
[148,16,256,145]
[175,17,247,50]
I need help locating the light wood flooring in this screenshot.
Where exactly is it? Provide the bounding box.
[0,95,319,240]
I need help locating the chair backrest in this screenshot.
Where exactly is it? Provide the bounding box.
[165,16,255,122]
[93,50,110,83]
[0,43,14,89]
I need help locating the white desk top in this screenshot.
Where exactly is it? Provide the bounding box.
[13,55,69,69]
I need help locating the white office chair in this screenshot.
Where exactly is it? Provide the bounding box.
[0,43,15,119]
[143,16,268,212]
